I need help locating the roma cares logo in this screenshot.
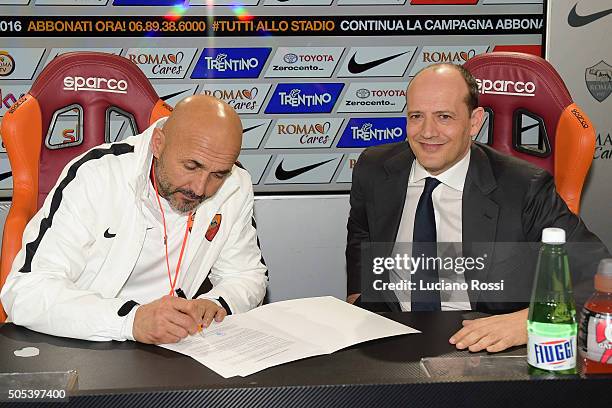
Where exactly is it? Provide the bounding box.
[205,214,222,241]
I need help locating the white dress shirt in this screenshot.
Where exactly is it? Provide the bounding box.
[392,149,472,311]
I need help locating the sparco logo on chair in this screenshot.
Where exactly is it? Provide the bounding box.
[476,78,536,97]
[63,76,128,94]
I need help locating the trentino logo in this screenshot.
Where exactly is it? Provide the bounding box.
[337,117,406,148]
[191,48,271,79]
[265,83,343,114]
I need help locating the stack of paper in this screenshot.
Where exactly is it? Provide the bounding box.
[160,296,419,378]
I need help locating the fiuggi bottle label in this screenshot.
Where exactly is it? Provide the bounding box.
[528,322,577,371]
[579,308,612,364]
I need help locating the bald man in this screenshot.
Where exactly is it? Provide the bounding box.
[1,95,268,344]
[346,64,609,352]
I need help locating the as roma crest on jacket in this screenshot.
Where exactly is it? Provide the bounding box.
[205,214,222,241]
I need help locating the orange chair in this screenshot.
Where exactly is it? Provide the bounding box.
[0,52,172,321]
[464,52,595,214]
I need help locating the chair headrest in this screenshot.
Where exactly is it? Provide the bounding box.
[31,51,160,141]
[26,52,164,205]
[464,52,574,174]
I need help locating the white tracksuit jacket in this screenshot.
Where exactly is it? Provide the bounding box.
[0,121,268,341]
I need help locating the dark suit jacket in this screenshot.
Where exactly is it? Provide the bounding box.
[346,142,610,314]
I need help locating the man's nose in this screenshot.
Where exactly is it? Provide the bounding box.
[421,116,437,139]
[190,174,208,198]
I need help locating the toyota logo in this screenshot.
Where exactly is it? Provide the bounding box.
[356,88,370,99]
[283,53,299,64]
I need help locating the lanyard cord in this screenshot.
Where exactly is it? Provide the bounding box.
[151,163,194,296]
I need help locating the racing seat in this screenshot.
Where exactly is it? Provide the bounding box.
[0,52,172,320]
[464,52,596,215]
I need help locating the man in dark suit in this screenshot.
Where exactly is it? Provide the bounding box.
[346,63,610,353]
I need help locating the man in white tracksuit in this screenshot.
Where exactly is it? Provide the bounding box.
[0,96,268,344]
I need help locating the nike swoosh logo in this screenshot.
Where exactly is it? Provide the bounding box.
[104,228,116,238]
[275,158,335,181]
[0,171,12,182]
[160,88,192,101]
[347,51,407,74]
[567,4,612,27]
[243,123,265,134]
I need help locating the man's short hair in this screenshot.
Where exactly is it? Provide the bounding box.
[411,63,479,114]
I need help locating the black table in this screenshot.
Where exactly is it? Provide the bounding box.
[1,311,610,407]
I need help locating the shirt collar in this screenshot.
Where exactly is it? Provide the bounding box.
[409,148,471,192]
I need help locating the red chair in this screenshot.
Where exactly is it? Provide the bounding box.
[464,52,595,214]
[0,52,172,320]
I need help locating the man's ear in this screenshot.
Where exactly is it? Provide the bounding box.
[469,107,485,137]
[151,128,165,159]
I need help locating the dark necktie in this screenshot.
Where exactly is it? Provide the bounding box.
[411,177,442,311]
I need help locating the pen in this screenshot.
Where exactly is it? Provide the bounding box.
[175,288,203,333]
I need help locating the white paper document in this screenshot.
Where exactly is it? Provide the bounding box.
[159,296,419,378]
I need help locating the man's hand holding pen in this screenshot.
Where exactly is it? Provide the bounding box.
[133,294,227,344]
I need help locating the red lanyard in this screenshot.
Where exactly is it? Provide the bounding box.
[151,164,194,296]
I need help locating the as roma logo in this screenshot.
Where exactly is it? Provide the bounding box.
[205,214,222,241]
